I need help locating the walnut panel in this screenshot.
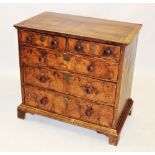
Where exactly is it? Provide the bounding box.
[21,30,66,51]
[21,46,119,81]
[69,38,121,61]
[15,12,142,45]
[24,66,116,105]
[112,35,138,127]
[15,12,142,146]
[24,85,114,127]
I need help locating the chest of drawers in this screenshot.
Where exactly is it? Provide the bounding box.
[14,12,142,145]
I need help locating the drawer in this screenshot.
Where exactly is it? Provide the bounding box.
[24,66,116,105]
[21,47,119,81]
[69,39,121,61]
[24,85,114,127]
[20,30,66,51]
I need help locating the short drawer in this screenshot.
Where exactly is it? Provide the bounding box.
[20,30,66,51]
[24,66,116,105]
[21,46,119,82]
[69,39,121,61]
[24,85,114,127]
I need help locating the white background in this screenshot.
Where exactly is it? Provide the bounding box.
[0,3,155,151]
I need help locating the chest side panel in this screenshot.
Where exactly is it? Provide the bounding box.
[112,35,138,128]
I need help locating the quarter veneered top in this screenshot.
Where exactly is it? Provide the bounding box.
[14,12,142,45]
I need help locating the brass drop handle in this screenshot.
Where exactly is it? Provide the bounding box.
[87,64,94,72]
[85,86,94,94]
[38,76,48,83]
[51,40,59,46]
[26,36,34,44]
[85,107,93,117]
[75,44,83,53]
[103,48,112,56]
[40,97,48,105]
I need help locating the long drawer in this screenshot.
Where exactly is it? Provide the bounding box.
[21,46,119,81]
[24,85,114,127]
[24,66,116,106]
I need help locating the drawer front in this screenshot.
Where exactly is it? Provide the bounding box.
[24,86,114,127]
[20,30,66,51]
[24,66,116,105]
[69,39,121,61]
[21,47,119,81]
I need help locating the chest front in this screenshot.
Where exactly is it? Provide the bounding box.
[14,12,142,146]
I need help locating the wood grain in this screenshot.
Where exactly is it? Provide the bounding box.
[17,98,133,146]
[24,66,116,105]
[21,30,66,51]
[21,46,119,81]
[112,35,138,127]
[14,12,142,45]
[24,85,114,127]
[69,38,121,62]
[15,12,142,145]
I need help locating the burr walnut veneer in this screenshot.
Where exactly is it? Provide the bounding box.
[14,12,142,145]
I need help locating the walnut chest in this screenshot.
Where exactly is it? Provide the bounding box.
[14,12,142,145]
